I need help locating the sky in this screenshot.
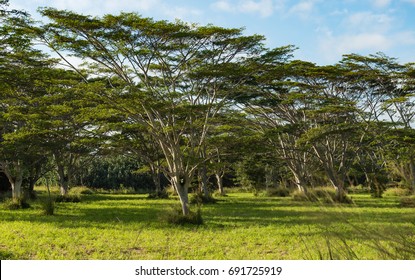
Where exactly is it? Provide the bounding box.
[8,0,415,65]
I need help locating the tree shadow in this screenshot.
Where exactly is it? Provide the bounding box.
[0,250,14,259]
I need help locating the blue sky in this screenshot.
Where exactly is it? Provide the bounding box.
[9,0,415,65]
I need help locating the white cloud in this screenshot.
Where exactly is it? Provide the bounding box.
[289,1,314,15]
[211,0,275,18]
[318,31,415,63]
[18,0,205,23]
[212,0,234,12]
[345,12,393,33]
[162,6,203,20]
[372,0,392,8]
[240,0,274,17]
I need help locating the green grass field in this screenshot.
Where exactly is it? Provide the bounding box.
[1,188,414,260]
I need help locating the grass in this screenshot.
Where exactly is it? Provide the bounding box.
[0,187,414,260]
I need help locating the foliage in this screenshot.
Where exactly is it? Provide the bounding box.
[77,156,154,192]
[383,187,412,197]
[41,198,55,215]
[69,186,95,195]
[399,196,415,208]
[147,190,169,199]
[255,187,290,197]
[2,198,30,210]
[189,192,217,205]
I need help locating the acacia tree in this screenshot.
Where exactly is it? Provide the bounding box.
[0,12,54,201]
[39,9,265,215]
[341,53,415,193]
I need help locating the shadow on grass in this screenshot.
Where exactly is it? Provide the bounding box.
[0,250,14,259]
[1,194,414,233]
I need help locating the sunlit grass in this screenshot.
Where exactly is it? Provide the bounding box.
[0,188,414,260]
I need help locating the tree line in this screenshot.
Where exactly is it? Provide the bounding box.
[1,1,414,215]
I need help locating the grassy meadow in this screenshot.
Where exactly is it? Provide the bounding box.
[0,187,414,260]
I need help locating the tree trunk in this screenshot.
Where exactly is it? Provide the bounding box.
[57,164,69,196]
[199,164,209,197]
[2,161,24,201]
[11,174,23,201]
[327,171,346,202]
[150,164,162,193]
[172,174,190,215]
[292,171,307,193]
[216,172,224,195]
[410,158,415,194]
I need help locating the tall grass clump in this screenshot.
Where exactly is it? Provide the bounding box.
[162,205,203,225]
[69,186,95,195]
[254,187,290,197]
[41,182,55,215]
[2,198,30,210]
[399,196,415,208]
[383,187,412,197]
[147,190,169,199]
[189,192,217,204]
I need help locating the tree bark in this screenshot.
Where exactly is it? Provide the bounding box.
[199,163,209,197]
[2,162,24,201]
[57,163,69,196]
[172,174,190,215]
[11,174,23,201]
[215,172,224,195]
[409,158,415,194]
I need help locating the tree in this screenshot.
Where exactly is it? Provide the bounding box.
[341,53,415,193]
[0,12,54,201]
[39,9,266,215]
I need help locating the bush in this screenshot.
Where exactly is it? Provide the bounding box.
[292,190,317,202]
[69,186,95,195]
[399,196,415,208]
[55,195,81,203]
[255,187,290,197]
[348,184,369,194]
[212,190,228,197]
[41,199,55,215]
[162,205,203,225]
[383,187,412,197]
[189,192,217,204]
[2,198,30,210]
[147,190,169,199]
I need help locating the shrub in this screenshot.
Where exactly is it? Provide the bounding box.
[69,186,95,195]
[147,190,169,199]
[223,187,254,194]
[162,205,203,225]
[383,187,412,197]
[399,196,415,208]
[292,190,317,202]
[55,195,81,203]
[165,186,178,197]
[190,192,217,204]
[269,187,291,197]
[41,199,55,215]
[348,184,369,194]
[212,190,228,197]
[310,187,336,199]
[254,187,290,197]
[2,198,30,210]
